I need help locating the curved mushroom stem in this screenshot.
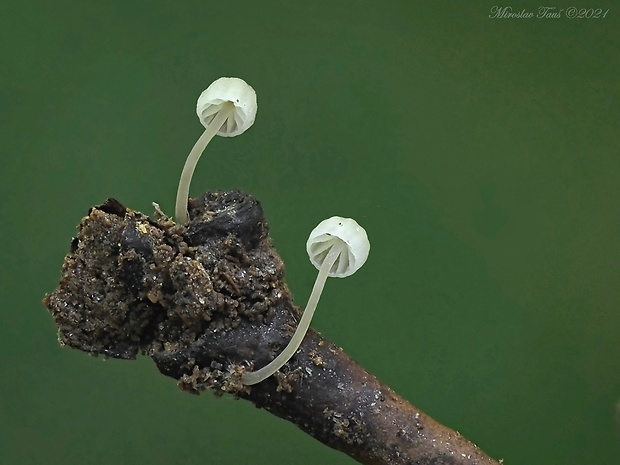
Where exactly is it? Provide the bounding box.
[242,246,341,385]
[175,102,234,224]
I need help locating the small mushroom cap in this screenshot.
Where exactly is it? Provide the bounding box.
[196,77,257,137]
[306,216,370,278]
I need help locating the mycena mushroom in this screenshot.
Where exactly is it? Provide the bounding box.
[242,216,370,385]
[175,77,257,224]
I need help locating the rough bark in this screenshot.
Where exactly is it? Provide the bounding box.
[43,190,500,465]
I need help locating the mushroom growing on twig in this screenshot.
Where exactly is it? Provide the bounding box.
[175,77,257,223]
[44,193,501,465]
[241,216,370,385]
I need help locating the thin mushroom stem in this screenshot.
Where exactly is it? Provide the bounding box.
[175,102,234,223]
[242,246,341,385]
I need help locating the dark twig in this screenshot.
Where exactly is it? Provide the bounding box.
[44,190,500,465]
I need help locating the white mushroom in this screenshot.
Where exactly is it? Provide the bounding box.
[175,77,257,223]
[242,216,370,385]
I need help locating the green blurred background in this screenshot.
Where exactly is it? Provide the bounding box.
[1,1,618,464]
